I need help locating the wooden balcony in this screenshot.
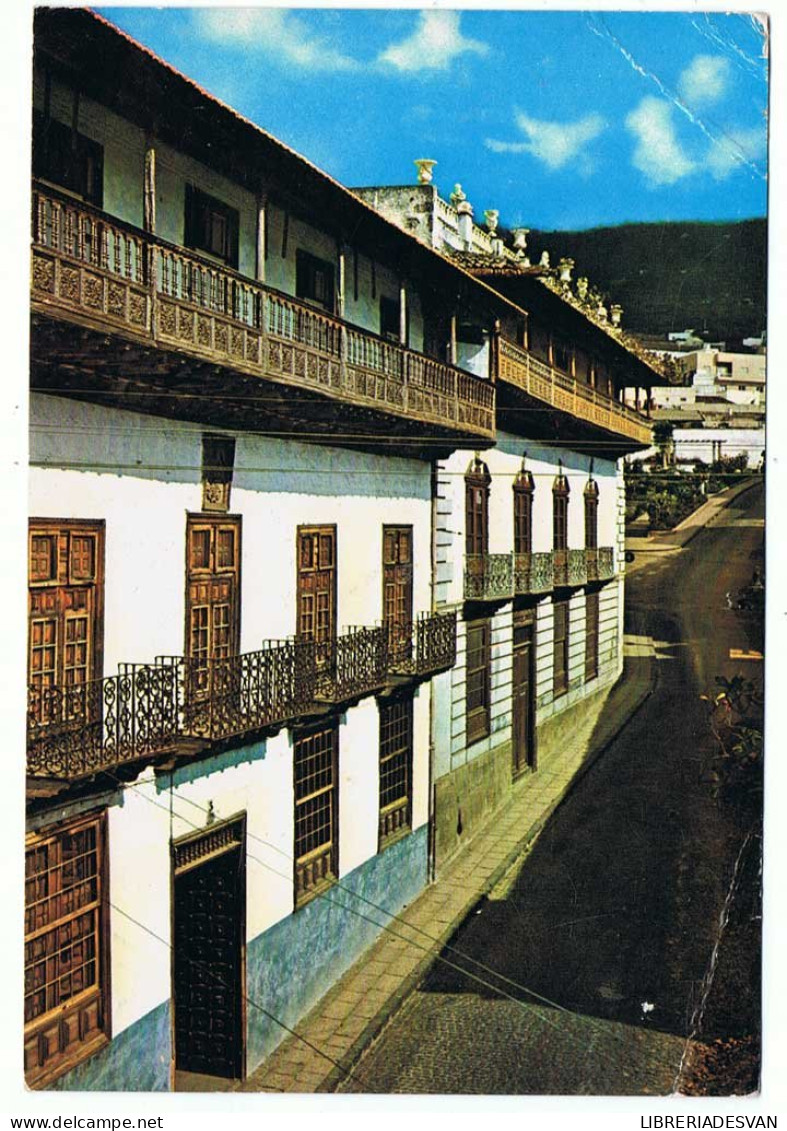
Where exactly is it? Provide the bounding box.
[30,183,495,451]
[386,611,457,678]
[587,546,615,582]
[514,552,555,596]
[464,553,515,602]
[498,338,652,451]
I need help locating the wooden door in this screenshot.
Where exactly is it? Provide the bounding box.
[382,526,413,665]
[297,527,336,661]
[173,818,245,1081]
[185,517,240,697]
[512,616,536,778]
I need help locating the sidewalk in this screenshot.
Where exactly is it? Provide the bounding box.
[626,477,760,559]
[235,642,657,1094]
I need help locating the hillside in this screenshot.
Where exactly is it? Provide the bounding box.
[527,220,767,341]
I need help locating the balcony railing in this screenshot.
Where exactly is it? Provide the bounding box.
[464,553,515,602]
[499,338,652,445]
[386,611,458,677]
[27,662,181,779]
[514,551,555,596]
[586,546,615,582]
[31,183,495,438]
[313,626,389,702]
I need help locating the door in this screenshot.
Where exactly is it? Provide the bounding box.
[173,816,245,1081]
[382,526,413,665]
[185,517,240,719]
[512,616,536,778]
[297,526,336,664]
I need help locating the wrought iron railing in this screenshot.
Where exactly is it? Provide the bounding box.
[313,626,389,702]
[386,611,457,677]
[27,662,181,779]
[499,337,652,445]
[181,638,317,741]
[598,546,615,580]
[553,549,568,588]
[464,553,514,601]
[514,551,555,595]
[31,182,495,437]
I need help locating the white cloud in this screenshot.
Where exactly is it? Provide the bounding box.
[485,111,605,171]
[706,125,767,180]
[193,9,359,72]
[625,96,697,186]
[678,55,731,106]
[379,12,488,72]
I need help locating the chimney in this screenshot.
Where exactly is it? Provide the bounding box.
[414,158,437,185]
[610,304,623,327]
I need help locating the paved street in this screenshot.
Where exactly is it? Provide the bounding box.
[340,483,764,1095]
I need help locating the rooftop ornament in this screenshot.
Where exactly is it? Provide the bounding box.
[414,158,437,185]
[512,228,530,265]
[450,183,467,207]
[577,277,589,302]
[484,209,499,235]
[610,304,623,327]
[539,250,551,268]
[558,257,575,285]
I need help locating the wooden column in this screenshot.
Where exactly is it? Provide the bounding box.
[449,312,457,366]
[489,319,501,382]
[399,282,408,346]
[255,193,267,283]
[143,140,156,234]
[337,243,346,319]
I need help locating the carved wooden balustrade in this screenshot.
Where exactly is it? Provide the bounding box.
[27,662,181,779]
[568,548,589,586]
[31,183,495,437]
[386,611,457,678]
[499,338,652,445]
[514,551,555,596]
[586,546,615,582]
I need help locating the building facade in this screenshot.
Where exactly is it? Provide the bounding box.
[25,11,653,1092]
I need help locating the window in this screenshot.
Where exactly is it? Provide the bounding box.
[382,526,413,664]
[295,249,335,312]
[553,342,572,373]
[184,184,239,269]
[553,599,569,696]
[28,522,104,726]
[185,516,241,698]
[465,457,491,558]
[33,111,104,207]
[513,467,534,555]
[24,813,109,1087]
[294,724,338,905]
[585,592,600,682]
[201,434,236,514]
[466,619,491,744]
[584,480,599,549]
[380,296,401,343]
[553,473,570,552]
[378,695,413,848]
[297,526,336,647]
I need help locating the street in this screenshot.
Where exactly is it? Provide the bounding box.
[340,483,764,1095]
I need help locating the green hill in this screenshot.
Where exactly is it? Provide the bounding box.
[527,219,767,341]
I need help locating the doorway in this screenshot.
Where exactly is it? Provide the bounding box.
[512,613,536,779]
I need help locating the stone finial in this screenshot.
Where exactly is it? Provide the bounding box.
[512,228,529,256]
[610,303,623,327]
[558,257,575,284]
[539,250,551,268]
[577,276,589,301]
[414,158,437,185]
[597,301,608,321]
[450,183,467,206]
[483,209,499,235]
[491,236,505,258]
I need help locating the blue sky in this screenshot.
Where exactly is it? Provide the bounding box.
[99,7,768,232]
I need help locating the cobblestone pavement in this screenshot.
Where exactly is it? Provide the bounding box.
[336,483,764,1096]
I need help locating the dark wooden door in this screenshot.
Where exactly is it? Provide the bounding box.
[173,836,244,1080]
[512,617,536,778]
[382,526,413,664]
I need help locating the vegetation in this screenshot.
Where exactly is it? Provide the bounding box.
[527,219,767,340]
[625,455,750,531]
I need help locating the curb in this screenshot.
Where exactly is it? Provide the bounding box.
[626,478,761,557]
[322,649,658,1093]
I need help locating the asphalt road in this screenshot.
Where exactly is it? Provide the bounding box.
[340,483,765,1096]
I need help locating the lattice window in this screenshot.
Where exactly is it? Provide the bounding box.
[184,184,239,269]
[586,591,600,682]
[185,516,241,699]
[466,619,491,744]
[33,111,104,208]
[297,527,336,646]
[465,458,491,558]
[379,696,413,848]
[24,813,108,1087]
[584,480,599,550]
[294,724,338,905]
[296,249,335,312]
[553,599,569,696]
